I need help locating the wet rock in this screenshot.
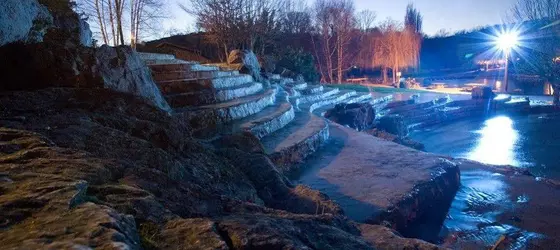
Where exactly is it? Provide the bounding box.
[325,103,375,131]
[159,218,228,249]
[472,86,495,99]
[215,213,374,249]
[0,128,140,249]
[359,224,445,249]
[217,146,341,216]
[214,131,266,154]
[227,49,263,82]
[377,114,408,137]
[0,0,53,46]
[0,88,260,218]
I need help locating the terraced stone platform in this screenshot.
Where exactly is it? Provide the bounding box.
[139,52,462,242]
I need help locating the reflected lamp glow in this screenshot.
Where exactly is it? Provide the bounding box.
[467,116,519,166]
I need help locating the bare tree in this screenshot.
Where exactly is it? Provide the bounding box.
[356,10,376,32]
[131,0,166,49]
[509,0,560,104]
[279,1,313,34]
[313,0,356,83]
[181,0,283,61]
[510,0,560,20]
[78,0,167,47]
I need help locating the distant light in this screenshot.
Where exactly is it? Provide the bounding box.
[494,94,510,100]
[495,32,519,51]
[496,81,502,90]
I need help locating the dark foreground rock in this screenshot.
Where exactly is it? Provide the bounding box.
[325,103,376,131]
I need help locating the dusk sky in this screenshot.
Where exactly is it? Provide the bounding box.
[161,0,517,37]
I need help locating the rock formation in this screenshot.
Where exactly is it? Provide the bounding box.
[0,0,53,46]
[325,103,376,131]
[471,86,496,99]
[227,49,263,82]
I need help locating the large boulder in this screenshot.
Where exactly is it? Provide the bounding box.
[325,103,376,131]
[228,49,263,82]
[0,0,53,46]
[95,45,171,112]
[377,114,408,137]
[472,86,495,99]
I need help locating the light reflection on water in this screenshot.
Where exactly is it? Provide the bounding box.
[465,116,519,166]
[408,114,560,248]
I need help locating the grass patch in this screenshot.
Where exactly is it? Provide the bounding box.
[324,84,430,94]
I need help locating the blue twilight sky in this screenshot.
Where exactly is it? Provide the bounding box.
[160,0,517,38]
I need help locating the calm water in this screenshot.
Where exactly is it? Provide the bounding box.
[410,113,560,248]
[410,113,560,179]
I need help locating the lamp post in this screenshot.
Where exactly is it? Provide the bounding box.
[496,32,519,93]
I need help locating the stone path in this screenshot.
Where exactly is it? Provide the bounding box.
[140,52,461,241]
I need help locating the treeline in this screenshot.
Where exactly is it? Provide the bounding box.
[180,0,423,83]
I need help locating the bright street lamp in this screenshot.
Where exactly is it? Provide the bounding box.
[495,32,519,92]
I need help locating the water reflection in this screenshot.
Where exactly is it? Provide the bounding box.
[466,116,519,166]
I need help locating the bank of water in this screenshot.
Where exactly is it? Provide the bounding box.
[409,113,560,248]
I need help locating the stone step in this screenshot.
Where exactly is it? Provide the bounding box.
[176,88,277,124]
[138,52,176,61]
[152,71,197,82]
[300,85,324,95]
[165,82,264,108]
[285,82,307,90]
[191,87,294,140]
[261,113,329,171]
[152,70,239,82]
[238,102,295,139]
[291,88,340,107]
[308,90,357,113]
[149,63,219,73]
[346,93,374,104]
[293,122,460,240]
[157,75,254,95]
[197,70,240,79]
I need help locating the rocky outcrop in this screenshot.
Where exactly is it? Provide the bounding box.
[471,86,495,99]
[228,49,263,82]
[325,103,376,131]
[95,45,171,112]
[0,43,170,112]
[215,132,342,215]
[0,0,53,46]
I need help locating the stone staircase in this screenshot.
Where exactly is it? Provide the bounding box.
[139,52,384,161]
[140,53,461,242]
